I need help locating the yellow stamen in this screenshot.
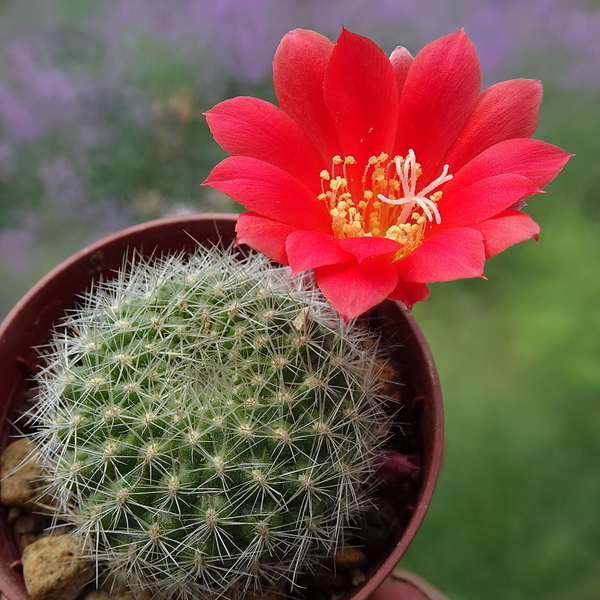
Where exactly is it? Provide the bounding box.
[314,151,451,258]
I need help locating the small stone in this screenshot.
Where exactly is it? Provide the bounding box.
[377,362,403,403]
[81,577,154,600]
[297,572,348,594]
[7,506,21,524]
[334,547,368,570]
[243,580,286,600]
[350,568,366,587]
[13,512,50,535]
[20,533,39,548]
[357,499,401,553]
[81,590,146,600]
[78,591,112,600]
[0,439,47,509]
[22,534,94,600]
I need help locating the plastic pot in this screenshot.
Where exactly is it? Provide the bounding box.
[0,213,443,600]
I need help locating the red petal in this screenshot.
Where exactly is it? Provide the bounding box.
[235,212,300,265]
[315,258,399,320]
[471,209,540,258]
[390,46,414,98]
[446,138,573,193]
[323,28,399,166]
[285,231,354,273]
[205,97,327,194]
[338,236,402,260]
[388,278,430,310]
[273,29,340,159]
[204,157,332,233]
[396,227,486,282]
[394,30,481,183]
[444,79,543,171]
[438,173,541,229]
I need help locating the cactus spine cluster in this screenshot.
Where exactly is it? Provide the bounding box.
[30,246,391,599]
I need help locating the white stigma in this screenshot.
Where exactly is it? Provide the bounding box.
[378,149,452,225]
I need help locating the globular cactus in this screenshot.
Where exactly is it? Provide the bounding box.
[29,246,392,600]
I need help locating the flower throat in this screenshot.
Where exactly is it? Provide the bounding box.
[318,150,453,257]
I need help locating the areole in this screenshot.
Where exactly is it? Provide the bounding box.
[0,213,443,600]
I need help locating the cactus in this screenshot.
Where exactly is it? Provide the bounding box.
[28,246,392,600]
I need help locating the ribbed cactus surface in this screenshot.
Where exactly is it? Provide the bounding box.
[31,247,391,599]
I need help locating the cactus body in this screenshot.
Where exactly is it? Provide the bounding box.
[30,247,391,599]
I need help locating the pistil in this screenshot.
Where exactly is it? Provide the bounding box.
[377,149,452,226]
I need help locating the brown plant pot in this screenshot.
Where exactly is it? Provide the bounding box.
[0,213,443,600]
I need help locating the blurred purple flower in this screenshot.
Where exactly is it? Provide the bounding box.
[38,156,132,235]
[38,157,86,210]
[190,0,600,87]
[0,39,87,142]
[0,214,42,279]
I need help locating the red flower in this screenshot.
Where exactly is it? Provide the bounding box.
[204,28,571,320]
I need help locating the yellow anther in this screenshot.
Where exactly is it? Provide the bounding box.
[411,212,421,220]
[371,227,381,236]
[344,156,356,164]
[368,156,378,165]
[330,208,339,217]
[320,170,330,180]
[318,193,327,201]
[358,200,368,209]
[363,191,373,200]
[348,207,357,216]
[417,216,426,225]
[330,176,347,191]
[430,191,443,202]
[333,155,343,164]
[337,201,348,210]
[378,152,389,162]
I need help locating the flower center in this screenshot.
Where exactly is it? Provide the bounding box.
[318,150,453,258]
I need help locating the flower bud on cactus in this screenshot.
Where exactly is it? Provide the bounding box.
[29,247,392,599]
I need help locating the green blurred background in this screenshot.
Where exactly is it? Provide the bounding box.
[0,1,598,599]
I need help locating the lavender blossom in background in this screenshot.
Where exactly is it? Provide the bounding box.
[0,214,42,280]
[197,0,600,87]
[0,39,85,142]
